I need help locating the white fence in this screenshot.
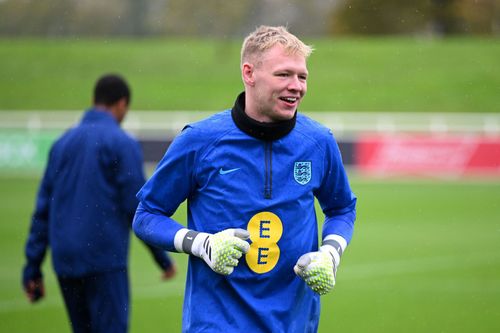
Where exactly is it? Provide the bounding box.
[1,110,499,175]
[1,111,499,138]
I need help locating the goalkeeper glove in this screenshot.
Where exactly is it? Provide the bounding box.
[294,237,344,295]
[175,228,250,275]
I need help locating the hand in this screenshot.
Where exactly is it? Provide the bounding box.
[161,263,177,280]
[191,228,250,275]
[24,278,45,303]
[294,246,337,295]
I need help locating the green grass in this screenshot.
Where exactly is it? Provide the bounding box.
[1,175,499,332]
[0,37,499,112]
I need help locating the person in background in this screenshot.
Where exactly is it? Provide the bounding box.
[22,74,176,333]
[134,26,357,332]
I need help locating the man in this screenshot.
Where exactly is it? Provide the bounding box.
[22,74,176,333]
[133,26,357,332]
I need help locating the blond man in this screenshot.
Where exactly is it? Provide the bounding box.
[134,26,357,332]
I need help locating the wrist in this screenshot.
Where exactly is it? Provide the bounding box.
[22,264,42,285]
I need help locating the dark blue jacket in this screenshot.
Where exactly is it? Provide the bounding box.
[24,109,172,279]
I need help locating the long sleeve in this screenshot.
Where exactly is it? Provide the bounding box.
[119,137,176,267]
[133,126,201,252]
[314,131,357,243]
[117,138,148,221]
[133,202,184,252]
[23,150,54,282]
[145,243,174,270]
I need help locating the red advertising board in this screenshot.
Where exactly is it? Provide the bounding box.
[356,134,500,177]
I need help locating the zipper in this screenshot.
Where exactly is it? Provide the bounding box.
[264,142,272,199]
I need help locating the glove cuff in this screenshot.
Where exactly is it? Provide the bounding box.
[173,228,210,257]
[321,235,347,269]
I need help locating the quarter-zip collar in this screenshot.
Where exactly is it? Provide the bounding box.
[231,92,296,141]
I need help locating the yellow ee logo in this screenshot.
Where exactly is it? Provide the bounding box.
[245,212,283,274]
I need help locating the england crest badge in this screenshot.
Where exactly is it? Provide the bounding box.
[294,161,312,185]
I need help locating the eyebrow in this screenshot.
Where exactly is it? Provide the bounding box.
[273,68,309,75]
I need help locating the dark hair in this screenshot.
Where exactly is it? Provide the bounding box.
[93,74,131,106]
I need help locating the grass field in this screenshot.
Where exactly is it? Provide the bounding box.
[1,37,499,112]
[1,175,499,332]
[1,36,499,332]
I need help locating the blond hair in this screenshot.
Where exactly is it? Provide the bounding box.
[241,25,313,67]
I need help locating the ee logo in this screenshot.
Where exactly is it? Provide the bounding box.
[245,212,283,274]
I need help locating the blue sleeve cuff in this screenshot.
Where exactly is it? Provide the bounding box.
[133,202,184,252]
[147,245,174,270]
[22,264,42,288]
[322,208,356,244]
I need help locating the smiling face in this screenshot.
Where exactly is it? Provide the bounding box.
[242,44,308,123]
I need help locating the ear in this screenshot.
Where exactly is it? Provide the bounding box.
[112,98,129,123]
[116,97,128,109]
[242,63,255,87]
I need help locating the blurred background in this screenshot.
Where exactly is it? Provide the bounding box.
[1,0,499,332]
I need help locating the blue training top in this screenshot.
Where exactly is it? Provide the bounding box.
[134,102,356,332]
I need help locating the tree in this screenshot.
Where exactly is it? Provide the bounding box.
[329,0,431,35]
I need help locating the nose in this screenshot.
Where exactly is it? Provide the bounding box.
[288,75,305,93]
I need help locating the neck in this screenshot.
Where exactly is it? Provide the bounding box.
[94,104,121,124]
[244,92,266,123]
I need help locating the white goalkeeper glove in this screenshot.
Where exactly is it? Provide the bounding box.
[294,237,345,295]
[175,228,250,275]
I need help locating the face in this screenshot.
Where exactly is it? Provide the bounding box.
[243,44,308,123]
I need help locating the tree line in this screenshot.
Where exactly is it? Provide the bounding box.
[0,0,498,37]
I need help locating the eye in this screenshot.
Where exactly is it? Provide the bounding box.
[299,75,308,81]
[276,73,289,77]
